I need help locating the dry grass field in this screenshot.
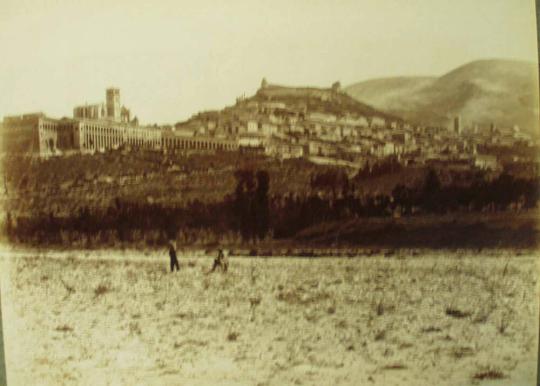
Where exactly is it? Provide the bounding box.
[0,248,538,386]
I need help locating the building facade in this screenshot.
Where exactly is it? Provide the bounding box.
[76,120,161,151]
[74,88,131,123]
[2,89,244,158]
[2,113,78,157]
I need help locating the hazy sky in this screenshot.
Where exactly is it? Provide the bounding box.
[1,0,538,124]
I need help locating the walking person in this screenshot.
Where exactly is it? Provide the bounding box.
[168,239,179,272]
[208,248,228,273]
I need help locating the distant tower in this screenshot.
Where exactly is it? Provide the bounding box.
[106,88,121,122]
[453,115,461,134]
[331,81,341,93]
[261,78,268,89]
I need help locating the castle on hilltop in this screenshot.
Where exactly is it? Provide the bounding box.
[257,78,342,101]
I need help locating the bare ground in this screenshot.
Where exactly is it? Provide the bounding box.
[0,248,538,386]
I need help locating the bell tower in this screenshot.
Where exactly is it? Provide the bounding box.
[106,88,121,122]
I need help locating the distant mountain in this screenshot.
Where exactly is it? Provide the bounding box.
[346,59,540,134]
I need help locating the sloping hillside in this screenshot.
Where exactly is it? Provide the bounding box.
[180,82,402,128]
[346,59,540,134]
[344,77,435,109]
[254,83,399,119]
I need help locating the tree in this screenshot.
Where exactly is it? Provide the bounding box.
[392,184,416,215]
[422,169,441,212]
[5,211,12,240]
[255,170,270,239]
[234,169,255,241]
[423,169,441,194]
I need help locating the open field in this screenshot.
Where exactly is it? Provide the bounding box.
[0,248,538,385]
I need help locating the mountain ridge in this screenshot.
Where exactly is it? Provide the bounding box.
[345,59,540,134]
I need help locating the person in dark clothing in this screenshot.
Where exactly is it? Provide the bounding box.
[168,240,179,272]
[209,248,228,273]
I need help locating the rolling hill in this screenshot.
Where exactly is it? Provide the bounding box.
[346,59,540,135]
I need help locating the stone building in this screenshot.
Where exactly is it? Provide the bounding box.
[1,113,76,157]
[2,88,240,157]
[76,120,161,151]
[74,88,131,123]
[2,113,43,155]
[73,103,107,120]
[162,131,238,152]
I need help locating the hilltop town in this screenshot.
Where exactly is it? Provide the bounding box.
[173,78,538,172]
[3,78,538,175]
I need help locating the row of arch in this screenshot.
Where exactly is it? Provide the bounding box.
[162,137,238,151]
[77,124,238,152]
[80,124,160,150]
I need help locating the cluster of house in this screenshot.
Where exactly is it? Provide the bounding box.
[168,79,536,171]
[2,82,536,173]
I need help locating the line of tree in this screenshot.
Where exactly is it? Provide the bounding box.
[233,169,270,242]
[4,168,539,246]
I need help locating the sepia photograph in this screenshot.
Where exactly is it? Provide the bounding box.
[0,0,539,385]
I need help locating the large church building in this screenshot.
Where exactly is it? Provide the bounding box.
[2,88,238,157]
[3,88,165,157]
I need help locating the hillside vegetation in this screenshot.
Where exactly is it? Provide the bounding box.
[346,59,540,134]
[3,150,539,250]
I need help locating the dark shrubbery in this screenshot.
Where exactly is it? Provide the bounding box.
[4,164,539,247]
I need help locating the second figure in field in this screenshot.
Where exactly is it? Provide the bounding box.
[168,240,179,272]
[209,249,228,273]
